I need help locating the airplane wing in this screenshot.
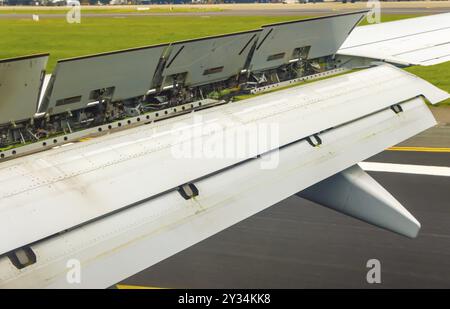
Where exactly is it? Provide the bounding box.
[0,12,448,288]
[0,64,448,288]
[338,12,450,66]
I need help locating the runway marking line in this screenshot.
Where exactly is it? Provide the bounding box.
[116,284,165,289]
[360,162,450,177]
[78,137,93,142]
[388,146,450,153]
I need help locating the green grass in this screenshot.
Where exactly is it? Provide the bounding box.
[0,14,424,72]
[406,62,450,106]
[0,13,448,105]
[0,16,302,72]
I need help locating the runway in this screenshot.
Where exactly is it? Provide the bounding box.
[2,3,450,19]
[117,146,450,288]
[0,9,448,19]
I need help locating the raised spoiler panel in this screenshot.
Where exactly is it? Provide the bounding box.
[160,30,261,88]
[38,44,168,115]
[338,12,450,66]
[249,11,367,72]
[0,64,447,256]
[0,97,435,288]
[0,54,48,126]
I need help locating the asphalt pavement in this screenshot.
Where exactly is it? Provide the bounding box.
[2,5,449,19]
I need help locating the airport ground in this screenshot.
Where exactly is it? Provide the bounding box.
[2,2,450,288]
[2,1,450,15]
[0,12,432,71]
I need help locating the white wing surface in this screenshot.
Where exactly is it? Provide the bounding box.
[0,63,448,288]
[339,13,450,66]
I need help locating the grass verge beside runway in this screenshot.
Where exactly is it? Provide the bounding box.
[0,15,302,72]
[0,14,423,71]
[406,62,450,106]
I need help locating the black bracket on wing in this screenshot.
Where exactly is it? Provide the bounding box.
[178,183,199,200]
[306,134,322,147]
[7,246,37,269]
[391,104,404,114]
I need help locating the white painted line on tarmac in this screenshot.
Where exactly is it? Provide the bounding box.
[359,162,450,177]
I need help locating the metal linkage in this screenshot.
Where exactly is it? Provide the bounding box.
[249,68,349,94]
[0,98,222,162]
